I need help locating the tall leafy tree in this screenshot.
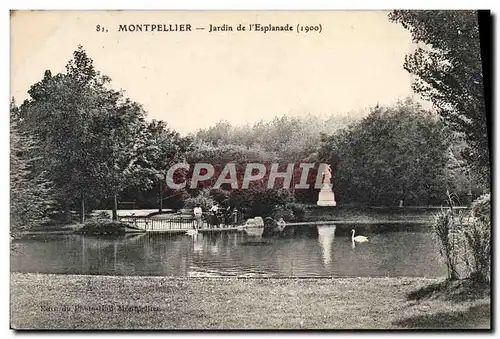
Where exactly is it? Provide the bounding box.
[20,47,111,222]
[388,10,489,185]
[92,95,153,220]
[10,99,56,237]
[19,46,155,222]
[320,100,451,205]
[141,120,194,213]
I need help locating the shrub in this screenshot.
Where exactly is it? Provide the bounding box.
[462,219,491,282]
[227,187,294,219]
[471,193,491,223]
[209,188,230,206]
[249,188,294,218]
[163,189,190,210]
[434,191,491,282]
[77,220,128,235]
[272,205,295,222]
[433,206,460,280]
[183,188,216,212]
[287,202,307,221]
[461,193,491,282]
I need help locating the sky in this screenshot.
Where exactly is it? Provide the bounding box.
[10,10,430,135]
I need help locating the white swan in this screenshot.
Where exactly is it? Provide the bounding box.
[351,229,368,243]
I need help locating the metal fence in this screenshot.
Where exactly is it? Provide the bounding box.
[119,216,185,231]
[119,215,211,231]
[118,209,246,231]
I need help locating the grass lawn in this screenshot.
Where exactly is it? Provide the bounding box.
[10,273,490,330]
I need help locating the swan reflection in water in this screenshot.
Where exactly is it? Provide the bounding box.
[317,225,336,265]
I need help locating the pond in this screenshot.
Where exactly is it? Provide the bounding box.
[11,224,447,278]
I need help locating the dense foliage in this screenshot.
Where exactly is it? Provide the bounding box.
[195,114,357,163]
[11,40,489,232]
[15,46,191,222]
[389,10,490,186]
[319,100,453,205]
[432,192,490,282]
[10,99,57,236]
[390,11,490,283]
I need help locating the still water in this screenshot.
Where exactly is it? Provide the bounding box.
[11,225,447,278]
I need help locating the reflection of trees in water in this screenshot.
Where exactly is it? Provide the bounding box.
[326,231,447,278]
[14,229,447,278]
[11,235,85,274]
[208,234,219,254]
[371,232,446,277]
[188,232,327,276]
[79,233,191,276]
[272,238,320,276]
[144,234,190,276]
[80,235,150,275]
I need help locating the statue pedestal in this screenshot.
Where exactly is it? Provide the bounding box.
[317,184,336,207]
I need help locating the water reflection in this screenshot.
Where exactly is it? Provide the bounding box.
[317,225,336,265]
[192,233,204,254]
[209,235,219,254]
[11,225,447,278]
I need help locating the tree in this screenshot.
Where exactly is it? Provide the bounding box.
[19,46,155,222]
[20,47,112,222]
[388,11,490,185]
[320,100,451,205]
[92,96,154,220]
[195,114,358,163]
[10,99,56,237]
[141,120,194,212]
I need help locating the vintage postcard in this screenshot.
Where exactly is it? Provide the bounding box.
[10,10,491,330]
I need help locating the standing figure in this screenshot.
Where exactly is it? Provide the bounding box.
[193,204,203,230]
[323,164,332,187]
[210,204,220,228]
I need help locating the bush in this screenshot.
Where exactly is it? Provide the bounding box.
[433,206,460,280]
[433,191,491,282]
[470,193,490,223]
[183,188,216,212]
[461,193,491,282]
[226,187,294,219]
[462,219,490,282]
[209,188,230,206]
[287,202,307,221]
[272,205,295,222]
[77,220,128,235]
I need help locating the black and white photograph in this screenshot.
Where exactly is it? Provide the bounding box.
[9,9,491,330]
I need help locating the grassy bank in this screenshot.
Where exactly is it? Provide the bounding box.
[10,273,490,330]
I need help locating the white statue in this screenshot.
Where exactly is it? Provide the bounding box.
[322,164,332,186]
[317,164,336,207]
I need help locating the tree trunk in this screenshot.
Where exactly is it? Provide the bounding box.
[467,170,473,205]
[64,204,72,223]
[159,179,163,213]
[80,192,85,224]
[112,193,118,221]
